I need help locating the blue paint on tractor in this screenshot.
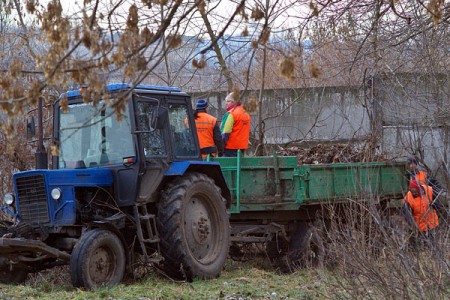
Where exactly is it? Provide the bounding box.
[164,161,222,176]
[62,83,181,99]
[13,168,113,225]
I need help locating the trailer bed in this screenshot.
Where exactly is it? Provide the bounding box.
[210,154,408,213]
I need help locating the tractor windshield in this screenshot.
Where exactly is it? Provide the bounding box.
[58,102,134,169]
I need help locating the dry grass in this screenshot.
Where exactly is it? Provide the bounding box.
[320,201,450,299]
[2,200,449,299]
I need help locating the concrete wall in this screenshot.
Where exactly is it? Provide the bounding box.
[192,73,450,180]
[192,86,371,144]
[376,73,449,175]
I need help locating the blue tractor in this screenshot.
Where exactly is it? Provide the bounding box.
[0,84,231,289]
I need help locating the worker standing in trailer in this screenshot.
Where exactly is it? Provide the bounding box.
[220,92,251,157]
[193,99,223,157]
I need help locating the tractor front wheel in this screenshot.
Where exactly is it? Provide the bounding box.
[70,229,125,290]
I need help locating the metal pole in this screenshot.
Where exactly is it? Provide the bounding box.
[35,97,48,169]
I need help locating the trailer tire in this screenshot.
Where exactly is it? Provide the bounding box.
[266,235,289,269]
[70,229,125,290]
[0,262,28,284]
[157,172,230,281]
[287,223,324,271]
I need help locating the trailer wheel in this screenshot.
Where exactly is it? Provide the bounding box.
[287,223,325,271]
[157,172,230,281]
[0,261,28,284]
[266,235,289,269]
[70,229,125,290]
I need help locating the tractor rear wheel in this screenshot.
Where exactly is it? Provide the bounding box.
[157,172,230,281]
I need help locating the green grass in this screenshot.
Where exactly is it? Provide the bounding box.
[6,244,448,300]
[0,260,333,300]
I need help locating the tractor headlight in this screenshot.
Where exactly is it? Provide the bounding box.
[51,188,62,200]
[3,193,15,205]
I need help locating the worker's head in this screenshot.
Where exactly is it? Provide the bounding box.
[409,180,421,197]
[407,157,419,172]
[225,92,236,108]
[195,99,208,111]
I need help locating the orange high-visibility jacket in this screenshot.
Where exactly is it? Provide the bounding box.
[410,170,428,186]
[403,185,438,232]
[195,112,217,150]
[225,105,250,150]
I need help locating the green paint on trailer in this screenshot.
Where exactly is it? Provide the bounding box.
[210,154,408,214]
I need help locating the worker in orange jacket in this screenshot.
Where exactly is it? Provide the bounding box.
[407,157,443,200]
[402,180,439,236]
[220,92,251,157]
[407,157,428,186]
[193,99,223,157]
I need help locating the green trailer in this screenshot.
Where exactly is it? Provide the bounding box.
[211,153,407,212]
[210,153,408,267]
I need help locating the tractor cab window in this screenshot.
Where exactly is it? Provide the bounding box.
[59,102,134,169]
[168,103,196,157]
[135,101,167,157]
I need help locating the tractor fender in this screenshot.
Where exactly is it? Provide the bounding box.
[86,220,127,247]
[164,161,231,208]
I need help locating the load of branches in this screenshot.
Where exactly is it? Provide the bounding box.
[276,143,386,164]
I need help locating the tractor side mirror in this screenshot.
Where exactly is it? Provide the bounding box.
[26,116,36,139]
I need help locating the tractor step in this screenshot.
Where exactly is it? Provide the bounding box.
[134,204,160,260]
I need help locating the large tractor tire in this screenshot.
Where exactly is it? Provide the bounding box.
[157,172,230,281]
[0,258,28,284]
[70,229,126,290]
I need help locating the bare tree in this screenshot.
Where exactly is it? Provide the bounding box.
[0,0,447,167]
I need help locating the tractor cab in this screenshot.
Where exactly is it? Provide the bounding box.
[52,84,202,207]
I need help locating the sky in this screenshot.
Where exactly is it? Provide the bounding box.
[53,0,307,34]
